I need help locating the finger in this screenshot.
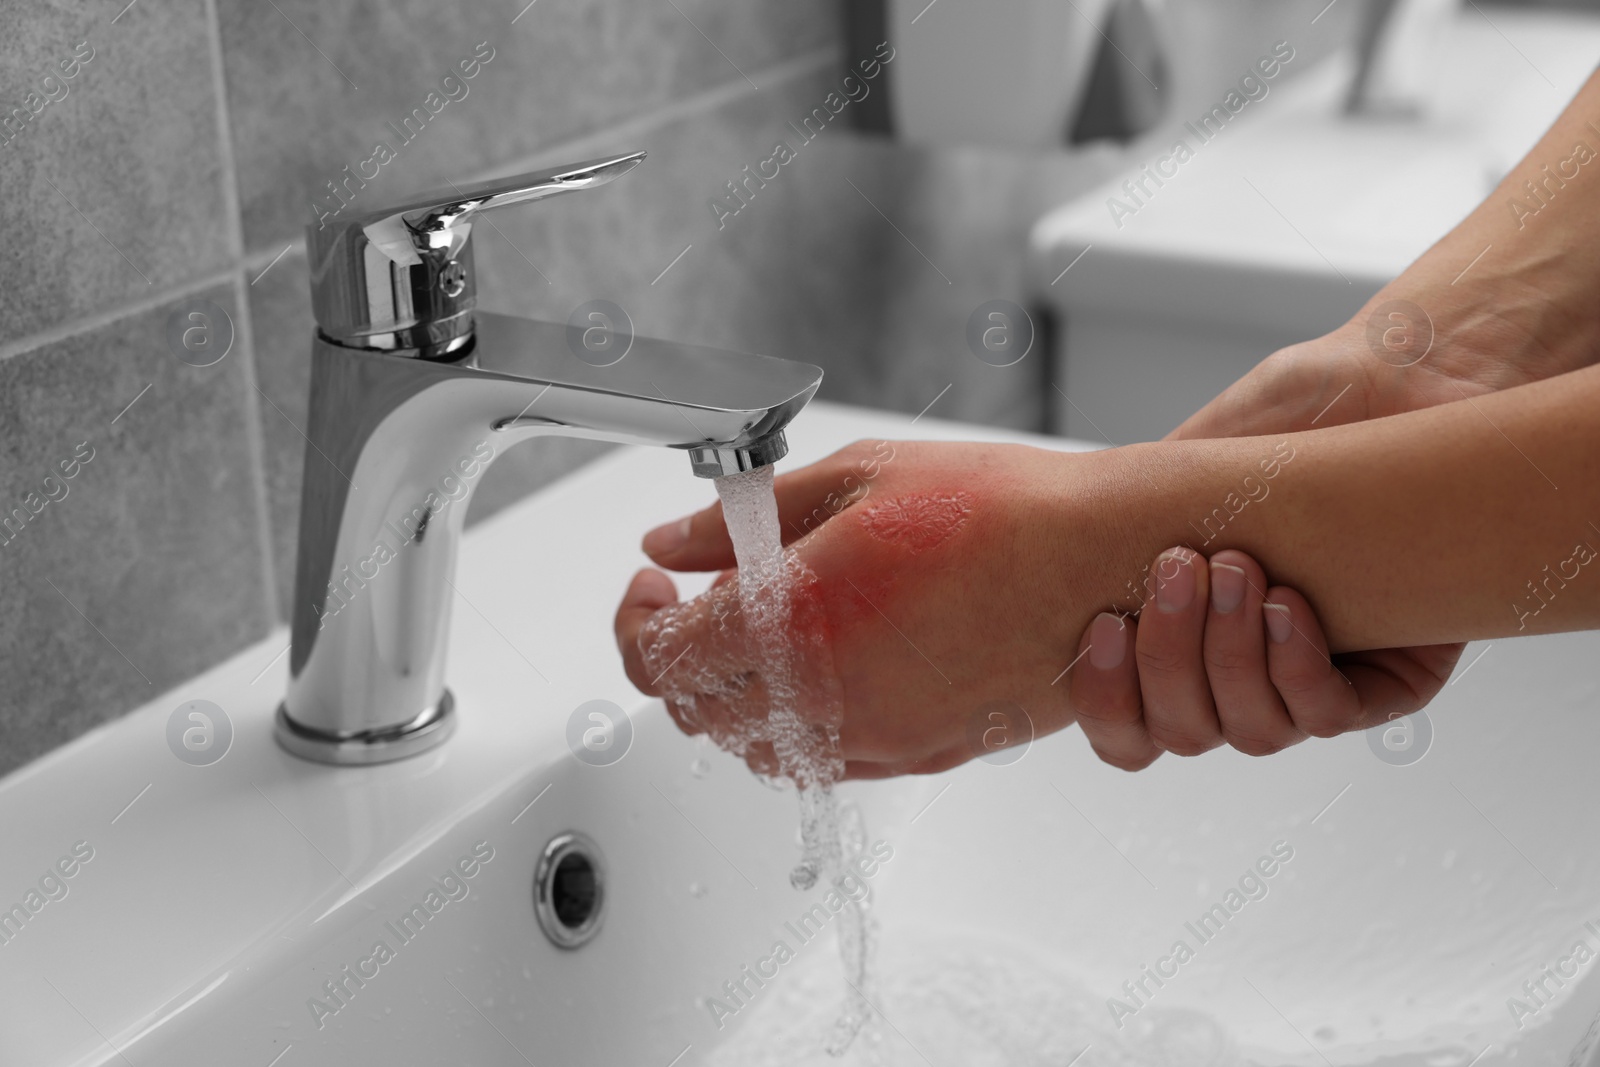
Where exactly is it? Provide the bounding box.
[615,569,682,695]
[842,761,900,781]
[641,441,893,571]
[1332,642,1465,731]
[660,697,704,737]
[840,747,974,781]
[1135,548,1223,756]
[1261,587,1364,739]
[625,574,765,721]
[742,736,848,787]
[1070,611,1163,771]
[668,683,761,741]
[1202,552,1306,756]
[741,741,781,780]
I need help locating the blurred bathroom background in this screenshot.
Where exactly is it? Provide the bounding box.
[0,0,1595,773]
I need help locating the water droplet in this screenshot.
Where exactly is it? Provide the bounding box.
[790,862,819,891]
[689,881,709,898]
[690,757,711,778]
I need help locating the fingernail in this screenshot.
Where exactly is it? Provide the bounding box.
[1210,562,1247,614]
[642,516,691,555]
[1264,602,1293,644]
[1154,549,1195,614]
[1088,612,1127,670]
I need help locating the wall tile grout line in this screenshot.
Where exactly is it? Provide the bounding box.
[230,266,285,629]
[0,269,238,364]
[243,238,305,275]
[237,46,844,260]
[203,0,246,263]
[204,0,283,628]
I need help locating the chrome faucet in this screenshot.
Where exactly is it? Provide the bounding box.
[275,151,822,765]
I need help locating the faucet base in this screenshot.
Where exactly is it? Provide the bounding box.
[273,693,457,765]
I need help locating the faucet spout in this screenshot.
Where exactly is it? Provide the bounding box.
[471,312,817,476]
[276,313,820,765]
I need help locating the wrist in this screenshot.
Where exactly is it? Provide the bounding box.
[1358,173,1600,394]
[1039,439,1253,618]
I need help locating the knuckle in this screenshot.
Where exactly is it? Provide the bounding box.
[1145,724,1218,757]
[1280,692,1356,738]
[1269,660,1328,701]
[1220,725,1294,757]
[1204,643,1258,681]
[1072,691,1139,727]
[1135,642,1196,679]
[1294,711,1354,739]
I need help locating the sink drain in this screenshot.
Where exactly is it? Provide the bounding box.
[534,832,606,949]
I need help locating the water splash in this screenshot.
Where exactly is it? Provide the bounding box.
[713,465,873,1055]
[705,932,1239,1067]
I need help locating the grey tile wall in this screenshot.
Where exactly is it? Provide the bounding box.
[0,0,232,340]
[0,284,271,772]
[0,0,1116,777]
[216,0,840,249]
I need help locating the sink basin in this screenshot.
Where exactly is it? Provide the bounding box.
[4,401,1600,1065]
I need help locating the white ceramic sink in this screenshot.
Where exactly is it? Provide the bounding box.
[3,400,1599,1065]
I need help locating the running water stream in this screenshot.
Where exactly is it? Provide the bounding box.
[713,464,874,1056]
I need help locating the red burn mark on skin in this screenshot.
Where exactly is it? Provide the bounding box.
[858,492,972,553]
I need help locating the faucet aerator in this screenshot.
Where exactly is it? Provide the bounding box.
[688,430,789,479]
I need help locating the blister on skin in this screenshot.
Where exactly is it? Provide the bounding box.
[857,491,973,553]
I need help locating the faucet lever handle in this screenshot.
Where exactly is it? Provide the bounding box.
[306,150,646,353]
[364,151,648,264]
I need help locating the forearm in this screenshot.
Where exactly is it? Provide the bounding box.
[1366,67,1600,385]
[1090,363,1600,651]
